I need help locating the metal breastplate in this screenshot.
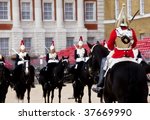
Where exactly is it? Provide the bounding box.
[115,27,133,49]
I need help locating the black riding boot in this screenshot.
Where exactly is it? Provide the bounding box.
[92,70,105,93]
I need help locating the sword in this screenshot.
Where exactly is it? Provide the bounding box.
[74,44,77,49]
[45,47,49,52]
[12,48,25,61]
[129,10,139,26]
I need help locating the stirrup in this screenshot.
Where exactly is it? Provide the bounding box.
[92,85,103,93]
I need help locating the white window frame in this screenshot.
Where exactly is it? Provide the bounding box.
[23,37,31,52]
[45,37,53,52]
[0,0,10,21]
[43,0,54,21]
[140,0,144,15]
[21,0,33,21]
[115,0,119,19]
[127,0,132,18]
[0,38,9,56]
[64,0,75,21]
[85,1,96,22]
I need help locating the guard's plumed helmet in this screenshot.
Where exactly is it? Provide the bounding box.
[78,36,83,46]
[50,40,55,50]
[20,40,25,50]
[116,3,129,27]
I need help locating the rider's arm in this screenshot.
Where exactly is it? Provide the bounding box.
[107,29,117,51]
[15,54,19,66]
[84,49,88,57]
[46,53,49,63]
[56,54,59,60]
[131,29,137,48]
[74,50,78,60]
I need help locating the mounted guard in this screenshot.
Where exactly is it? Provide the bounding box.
[92,3,139,93]
[13,40,35,88]
[0,54,11,103]
[74,36,88,80]
[45,40,60,81]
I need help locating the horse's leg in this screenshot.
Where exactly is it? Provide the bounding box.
[78,87,84,103]
[42,85,47,103]
[51,89,54,103]
[88,85,92,103]
[43,89,47,103]
[58,87,62,103]
[44,96,46,103]
[47,90,50,103]
[27,87,31,103]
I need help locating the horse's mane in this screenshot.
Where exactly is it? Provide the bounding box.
[93,43,109,58]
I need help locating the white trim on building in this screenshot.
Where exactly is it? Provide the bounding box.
[140,0,144,15]
[127,0,132,18]
[115,0,119,19]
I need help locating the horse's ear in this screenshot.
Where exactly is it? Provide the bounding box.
[96,41,100,44]
[62,56,64,59]
[87,42,93,49]
[67,56,69,59]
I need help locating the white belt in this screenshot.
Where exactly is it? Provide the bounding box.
[48,59,59,63]
[76,57,89,62]
[116,47,132,50]
[17,60,29,65]
[17,61,24,65]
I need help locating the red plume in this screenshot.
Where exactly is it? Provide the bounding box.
[20,40,24,45]
[79,36,83,41]
[51,40,54,46]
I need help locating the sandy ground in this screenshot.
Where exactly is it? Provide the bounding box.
[5,83,150,103]
[5,83,101,103]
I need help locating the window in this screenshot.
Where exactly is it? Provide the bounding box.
[21,2,32,20]
[0,38,9,56]
[140,0,144,15]
[66,37,74,47]
[23,38,31,52]
[115,0,119,19]
[87,37,95,44]
[85,2,96,21]
[45,37,53,52]
[127,0,132,18]
[0,1,10,20]
[43,1,54,20]
[64,0,75,21]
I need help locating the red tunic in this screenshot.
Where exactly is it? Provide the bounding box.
[107,27,137,58]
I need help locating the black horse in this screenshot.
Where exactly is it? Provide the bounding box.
[87,42,148,103]
[70,56,99,103]
[39,56,70,103]
[12,60,35,103]
[0,63,11,103]
[87,42,109,102]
